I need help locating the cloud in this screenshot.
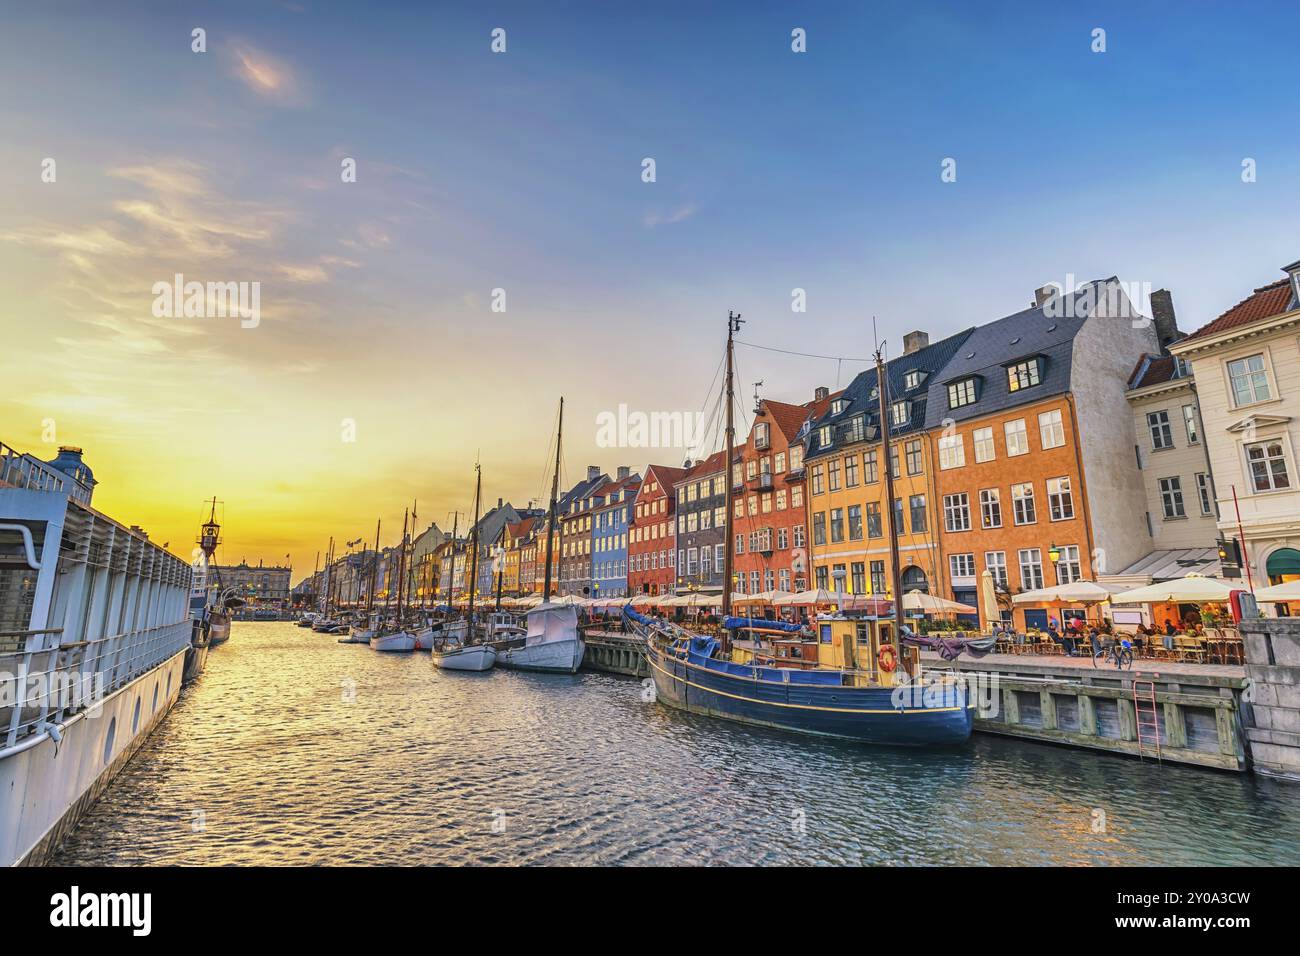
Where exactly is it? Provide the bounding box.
[227,41,304,105]
[643,202,698,228]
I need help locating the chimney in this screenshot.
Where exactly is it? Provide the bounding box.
[497,497,503,510]
[1148,289,1183,352]
[1034,284,1060,308]
[587,465,601,482]
[617,466,630,480]
[813,386,829,402]
[902,330,929,355]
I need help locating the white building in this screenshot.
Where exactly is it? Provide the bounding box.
[1170,259,1300,589]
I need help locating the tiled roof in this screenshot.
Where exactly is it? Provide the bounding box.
[679,448,729,481]
[643,463,688,489]
[763,399,813,443]
[1127,353,1187,390]
[1180,278,1296,344]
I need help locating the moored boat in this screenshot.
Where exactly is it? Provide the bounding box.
[493,604,584,673]
[430,641,497,671]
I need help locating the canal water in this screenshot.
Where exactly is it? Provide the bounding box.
[53,622,1300,866]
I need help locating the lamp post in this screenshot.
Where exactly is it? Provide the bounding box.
[1048,543,1061,586]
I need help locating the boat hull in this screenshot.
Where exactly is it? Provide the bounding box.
[645,641,972,746]
[495,637,585,673]
[370,632,416,652]
[208,614,231,646]
[431,643,496,671]
[182,635,210,684]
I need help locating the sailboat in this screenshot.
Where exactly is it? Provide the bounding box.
[372,508,423,651]
[490,398,585,674]
[627,313,973,746]
[431,464,497,671]
[342,521,382,643]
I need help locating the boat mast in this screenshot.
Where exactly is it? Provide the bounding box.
[875,346,908,660]
[543,398,564,601]
[723,312,743,637]
[366,519,380,617]
[467,464,483,627]
[395,508,409,624]
[446,511,459,608]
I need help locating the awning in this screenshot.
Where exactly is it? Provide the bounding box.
[1097,547,1222,588]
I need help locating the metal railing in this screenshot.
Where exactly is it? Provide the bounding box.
[0,618,192,751]
[0,442,65,494]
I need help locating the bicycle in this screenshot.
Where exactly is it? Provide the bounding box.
[1092,637,1134,670]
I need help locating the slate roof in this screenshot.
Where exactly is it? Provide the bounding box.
[804,328,974,460]
[1179,277,1297,345]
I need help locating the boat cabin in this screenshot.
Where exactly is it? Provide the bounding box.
[811,615,910,688]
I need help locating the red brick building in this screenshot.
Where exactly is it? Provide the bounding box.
[733,390,838,596]
[628,463,686,596]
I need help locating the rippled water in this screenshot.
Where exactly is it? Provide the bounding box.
[51,622,1300,866]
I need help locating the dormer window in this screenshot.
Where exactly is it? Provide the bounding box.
[890,401,909,427]
[830,399,845,415]
[947,378,977,409]
[818,424,833,448]
[1007,358,1042,393]
[904,370,926,390]
[843,415,866,444]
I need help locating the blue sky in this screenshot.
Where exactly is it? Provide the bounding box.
[2,1,1297,566]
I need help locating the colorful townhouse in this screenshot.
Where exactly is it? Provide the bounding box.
[559,467,610,597]
[732,391,832,596]
[804,334,967,602]
[628,463,687,597]
[1168,259,1300,590]
[499,515,538,597]
[672,449,731,594]
[921,278,1166,628]
[591,469,640,599]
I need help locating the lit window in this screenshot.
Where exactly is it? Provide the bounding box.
[1007,359,1041,392]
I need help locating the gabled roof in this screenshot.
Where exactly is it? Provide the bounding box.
[678,448,729,482]
[762,398,818,443]
[591,473,642,508]
[642,462,688,490]
[1126,353,1191,391]
[1179,278,1296,345]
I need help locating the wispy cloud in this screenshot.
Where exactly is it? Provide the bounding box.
[226,41,304,105]
[643,201,698,228]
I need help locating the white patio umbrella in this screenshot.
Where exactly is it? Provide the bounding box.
[1254,580,1300,602]
[1109,573,1237,605]
[774,588,855,607]
[902,589,978,614]
[1012,581,1121,605]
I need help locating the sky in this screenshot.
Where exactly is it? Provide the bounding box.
[2,1,1298,579]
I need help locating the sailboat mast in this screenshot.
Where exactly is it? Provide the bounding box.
[543,398,564,601]
[467,464,483,625]
[395,508,409,623]
[875,346,907,649]
[723,312,743,630]
[366,519,380,615]
[446,512,459,607]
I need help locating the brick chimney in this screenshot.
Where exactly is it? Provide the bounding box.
[813,386,829,402]
[1149,289,1182,351]
[902,330,929,355]
[1034,284,1059,308]
[587,465,601,482]
[617,465,630,480]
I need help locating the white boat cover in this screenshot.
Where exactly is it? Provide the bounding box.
[525,604,579,645]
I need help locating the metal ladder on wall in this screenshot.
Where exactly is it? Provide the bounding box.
[1133,679,1162,761]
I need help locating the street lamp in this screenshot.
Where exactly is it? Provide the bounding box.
[1048,543,1061,565]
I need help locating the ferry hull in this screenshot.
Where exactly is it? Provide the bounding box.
[646,642,972,747]
[0,650,187,867]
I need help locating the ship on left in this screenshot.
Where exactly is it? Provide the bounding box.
[0,439,203,866]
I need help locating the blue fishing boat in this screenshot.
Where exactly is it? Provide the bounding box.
[628,610,974,746]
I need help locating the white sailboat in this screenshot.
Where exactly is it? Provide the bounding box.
[494,603,585,673]
[431,463,496,672]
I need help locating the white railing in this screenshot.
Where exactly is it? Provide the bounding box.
[0,442,65,494]
[0,618,192,751]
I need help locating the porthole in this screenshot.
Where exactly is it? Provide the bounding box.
[152,683,159,713]
[103,717,117,764]
[132,696,142,734]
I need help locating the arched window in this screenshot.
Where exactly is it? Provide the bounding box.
[901,566,929,594]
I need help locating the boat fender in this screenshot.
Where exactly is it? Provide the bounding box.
[878,644,897,673]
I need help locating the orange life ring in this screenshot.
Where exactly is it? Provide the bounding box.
[878,644,897,673]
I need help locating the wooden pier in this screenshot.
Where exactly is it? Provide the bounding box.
[923,651,1250,772]
[581,630,649,678]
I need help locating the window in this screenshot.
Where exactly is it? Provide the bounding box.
[889,445,900,480]
[938,434,965,470]
[747,496,758,517]
[844,416,865,444]
[866,502,882,538]
[700,547,713,575]
[1196,472,1214,516]
[1054,545,1081,584]
[864,449,879,483]
[793,524,805,548]
[777,528,789,549]
[1018,548,1044,590]
[1005,419,1029,456]
[830,508,845,543]
[815,566,829,590]
[818,425,833,449]
[754,422,769,447]
[893,497,905,534]
[1159,477,1185,518]
[973,427,995,463]
[1227,354,1270,406]
[890,401,908,427]
[985,551,1008,588]
[735,534,745,555]
[847,504,863,540]
[764,570,775,592]
[1183,405,1200,445]
[831,399,844,415]
[686,548,698,576]
[813,512,827,546]
[789,446,803,472]
[1148,410,1173,450]
[905,439,923,475]
[700,509,712,530]
[1012,483,1036,524]
[870,560,887,595]
[811,464,824,495]
[776,489,787,510]
[791,486,803,509]
[779,569,790,591]
[843,562,863,594]
[844,455,859,487]
[909,495,927,533]
[943,493,971,532]
[715,544,724,571]
[1007,359,1041,392]
[904,371,922,390]
[746,460,757,480]
[1246,440,1290,493]
[979,488,1002,528]
[947,378,977,409]
[775,452,786,473]
[1039,409,1065,450]
[828,459,841,492]
[1047,477,1074,521]
[950,553,976,578]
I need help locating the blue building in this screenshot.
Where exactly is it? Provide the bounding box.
[590,469,640,599]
